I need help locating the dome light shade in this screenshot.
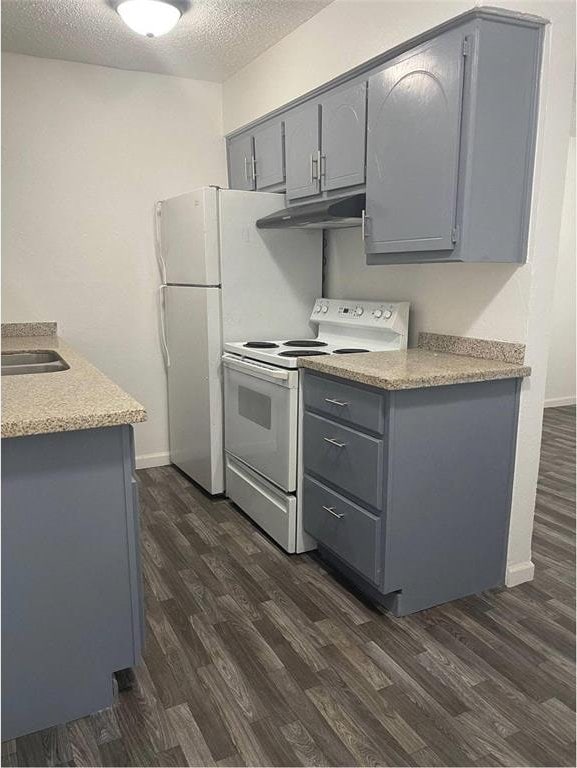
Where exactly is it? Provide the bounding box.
[117,0,182,37]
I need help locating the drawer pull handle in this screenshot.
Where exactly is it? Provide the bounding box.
[322,505,344,519]
[324,398,349,407]
[323,437,347,448]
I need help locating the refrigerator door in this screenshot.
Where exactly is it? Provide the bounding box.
[219,190,322,341]
[160,188,220,286]
[165,285,224,494]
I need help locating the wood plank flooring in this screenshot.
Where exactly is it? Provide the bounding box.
[4,406,575,767]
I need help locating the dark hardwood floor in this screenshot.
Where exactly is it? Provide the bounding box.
[4,406,575,767]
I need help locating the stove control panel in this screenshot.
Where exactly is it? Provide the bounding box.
[311,299,409,330]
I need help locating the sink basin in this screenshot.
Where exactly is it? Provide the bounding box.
[1,350,70,376]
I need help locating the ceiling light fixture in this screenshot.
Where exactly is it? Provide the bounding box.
[116,0,182,38]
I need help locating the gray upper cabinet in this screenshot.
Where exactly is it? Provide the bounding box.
[253,120,285,190]
[284,82,366,199]
[366,17,544,264]
[227,133,255,191]
[320,81,367,192]
[365,30,465,256]
[225,9,545,263]
[285,102,321,200]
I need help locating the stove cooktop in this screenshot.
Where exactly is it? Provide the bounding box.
[224,298,410,369]
[225,339,385,368]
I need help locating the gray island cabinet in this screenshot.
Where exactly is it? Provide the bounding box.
[2,426,143,740]
[301,369,523,616]
[1,325,146,740]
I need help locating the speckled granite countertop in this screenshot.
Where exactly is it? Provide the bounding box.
[298,342,531,390]
[2,325,147,438]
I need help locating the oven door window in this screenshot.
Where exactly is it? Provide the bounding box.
[238,386,272,430]
[224,363,298,492]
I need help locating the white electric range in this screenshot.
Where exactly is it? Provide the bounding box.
[222,298,409,553]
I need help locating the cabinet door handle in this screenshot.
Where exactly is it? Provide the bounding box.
[244,156,250,183]
[320,152,326,180]
[322,505,344,519]
[251,156,257,184]
[362,209,371,239]
[323,437,347,448]
[310,152,319,183]
[324,398,349,407]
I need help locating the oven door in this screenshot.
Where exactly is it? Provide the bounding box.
[223,354,299,492]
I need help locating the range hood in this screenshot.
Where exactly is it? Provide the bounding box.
[256,193,365,230]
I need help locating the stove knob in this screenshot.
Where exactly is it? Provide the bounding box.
[314,304,322,313]
[373,309,383,319]
[384,310,393,319]
[321,305,328,313]
[355,306,364,316]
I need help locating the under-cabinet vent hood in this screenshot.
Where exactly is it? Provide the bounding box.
[256,194,365,230]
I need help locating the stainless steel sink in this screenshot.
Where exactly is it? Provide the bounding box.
[1,350,70,376]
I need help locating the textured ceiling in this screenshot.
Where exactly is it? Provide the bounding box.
[1,0,333,82]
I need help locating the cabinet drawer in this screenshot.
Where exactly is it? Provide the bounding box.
[304,372,385,434]
[303,475,381,584]
[303,412,384,510]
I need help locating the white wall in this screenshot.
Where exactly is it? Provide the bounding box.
[545,136,576,407]
[223,0,575,584]
[2,53,227,466]
[326,241,530,347]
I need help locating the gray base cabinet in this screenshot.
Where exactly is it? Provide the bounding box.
[302,371,521,616]
[1,425,144,740]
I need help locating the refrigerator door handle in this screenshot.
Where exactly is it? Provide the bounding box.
[155,201,167,284]
[159,285,171,368]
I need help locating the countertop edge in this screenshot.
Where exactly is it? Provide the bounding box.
[1,408,147,440]
[2,321,57,338]
[298,357,532,390]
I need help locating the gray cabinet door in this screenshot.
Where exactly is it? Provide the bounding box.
[2,426,142,739]
[303,412,384,510]
[365,30,466,254]
[303,475,381,585]
[304,371,385,434]
[285,102,320,200]
[253,120,285,190]
[320,82,367,192]
[228,133,255,191]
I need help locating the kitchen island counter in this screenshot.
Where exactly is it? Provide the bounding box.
[2,323,146,438]
[2,322,145,739]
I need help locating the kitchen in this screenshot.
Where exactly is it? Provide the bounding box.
[1,0,575,766]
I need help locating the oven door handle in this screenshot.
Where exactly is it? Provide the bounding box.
[222,354,294,384]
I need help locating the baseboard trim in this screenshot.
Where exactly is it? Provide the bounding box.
[544,396,576,408]
[505,560,535,587]
[135,452,171,470]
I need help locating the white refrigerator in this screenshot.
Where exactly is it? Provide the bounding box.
[157,187,322,495]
